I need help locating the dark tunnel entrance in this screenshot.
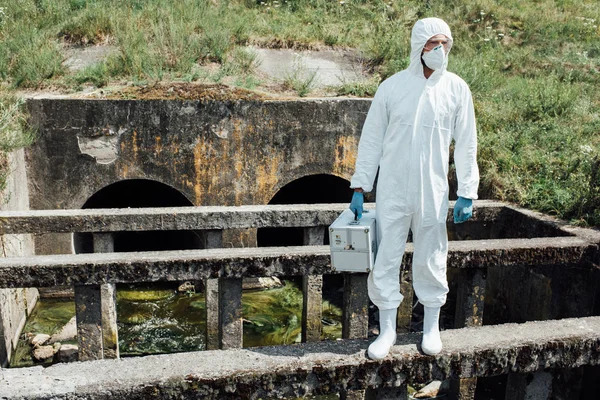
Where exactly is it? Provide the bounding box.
[73,179,201,253]
[257,174,353,247]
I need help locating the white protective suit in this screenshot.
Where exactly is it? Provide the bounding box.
[350,18,479,310]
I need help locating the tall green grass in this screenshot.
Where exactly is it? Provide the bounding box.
[0,93,37,191]
[0,0,598,224]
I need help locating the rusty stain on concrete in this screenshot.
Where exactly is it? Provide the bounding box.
[132,130,140,164]
[333,135,357,177]
[154,136,162,157]
[256,153,281,204]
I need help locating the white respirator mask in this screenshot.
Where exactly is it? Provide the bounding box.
[421,44,446,70]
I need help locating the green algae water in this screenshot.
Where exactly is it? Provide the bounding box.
[11,280,342,367]
[11,298,76,368]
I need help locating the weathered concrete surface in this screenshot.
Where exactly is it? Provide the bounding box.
[218,278,242,350]
[251,46,367,87]
[1,317,599,399]
[0,203,374,234]
[303,226,325,342]
[74,285,103,361]
[0,148,38,367]
[0,236,594,289]
[342,274,369,339]
[0,201,535,235]
[25,97,371,254]
[25,99,369,211]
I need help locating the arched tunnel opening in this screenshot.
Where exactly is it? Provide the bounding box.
[256,174,354,331]
[257,174,353,247]
[73,179,201,253]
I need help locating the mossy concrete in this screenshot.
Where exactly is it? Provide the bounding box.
[1,316,599,399]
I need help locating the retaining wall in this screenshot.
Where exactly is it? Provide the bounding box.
[0,149,38,367]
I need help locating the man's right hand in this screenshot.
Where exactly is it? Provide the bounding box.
[349,191,364,219]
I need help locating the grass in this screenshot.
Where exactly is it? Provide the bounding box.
[0,0,598,224]
[0,92,36,192]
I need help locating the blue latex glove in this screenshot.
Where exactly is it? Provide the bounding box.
[454,196,473,224]
[349,191,364,219]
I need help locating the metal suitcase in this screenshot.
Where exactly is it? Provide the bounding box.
[328,208,377,273]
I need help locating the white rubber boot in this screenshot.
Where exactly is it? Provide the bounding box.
[421,306,442,355]
[367,308,398,360]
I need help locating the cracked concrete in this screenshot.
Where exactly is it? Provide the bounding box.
[77,135,121,164]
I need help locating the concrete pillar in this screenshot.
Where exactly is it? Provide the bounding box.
[218,278,243,349]
[205,279,220,350]
[340,390,366,400]
[505,370,552,400]
[454,269,486,329]
[93,233,119,359]
[550,367,584,399]
[342,273,369,339]
[200,230,223,351]
[449,268,487,399]
[397,268,413,333]
[100,283,118,359]
[581,366,600,399]
[364,385,408,399]
[302,227,324,342]
[74,284,104,361]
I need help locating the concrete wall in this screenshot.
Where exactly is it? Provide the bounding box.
[0,148,38,367]
[26,98,370,254]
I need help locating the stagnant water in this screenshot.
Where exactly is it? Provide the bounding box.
[11,280,505,399]
[11,280,342,367]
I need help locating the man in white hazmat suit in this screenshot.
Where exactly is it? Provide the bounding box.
[349,17,479,360]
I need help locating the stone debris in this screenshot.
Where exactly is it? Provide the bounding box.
[177,281,195,293]
[32,343,59,361]
[413,380,449,398]
[242,277,283,290]
[49,316,77,344]
[29,333,50,347]
[56,344,78,363]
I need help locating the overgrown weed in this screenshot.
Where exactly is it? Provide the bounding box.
[0,93,36,191]
[0,0,598,224]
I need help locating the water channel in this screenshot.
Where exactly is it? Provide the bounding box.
[11,279,343,367]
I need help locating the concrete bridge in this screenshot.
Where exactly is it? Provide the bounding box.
[0,96,599,399]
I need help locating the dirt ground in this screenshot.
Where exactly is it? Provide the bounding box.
[105,82,275,101]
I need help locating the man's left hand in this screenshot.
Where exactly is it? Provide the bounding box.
[453,197,473,224]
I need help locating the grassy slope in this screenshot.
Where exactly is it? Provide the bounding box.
[0,0,598,224]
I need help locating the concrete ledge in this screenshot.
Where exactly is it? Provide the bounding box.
[2,316,599,399]
[0,237,593,289]
[0,202,505,234]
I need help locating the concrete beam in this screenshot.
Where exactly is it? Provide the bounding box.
[0,202,505,234]
[0,237,593,289]
[1,317,599,399]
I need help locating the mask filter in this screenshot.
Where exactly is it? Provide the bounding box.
[422,44,446,70]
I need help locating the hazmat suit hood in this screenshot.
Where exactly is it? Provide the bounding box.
[408,18,453,78]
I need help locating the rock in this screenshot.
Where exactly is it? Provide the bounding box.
[30,334,50,347]
[49,316,77,344]
[413,380,450,398]
[178,281,195,293]
[32,345,57,361]
[242,277,283,290]
[55,344,78,363]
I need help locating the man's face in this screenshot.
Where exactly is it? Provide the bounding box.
[423,34,450,54]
